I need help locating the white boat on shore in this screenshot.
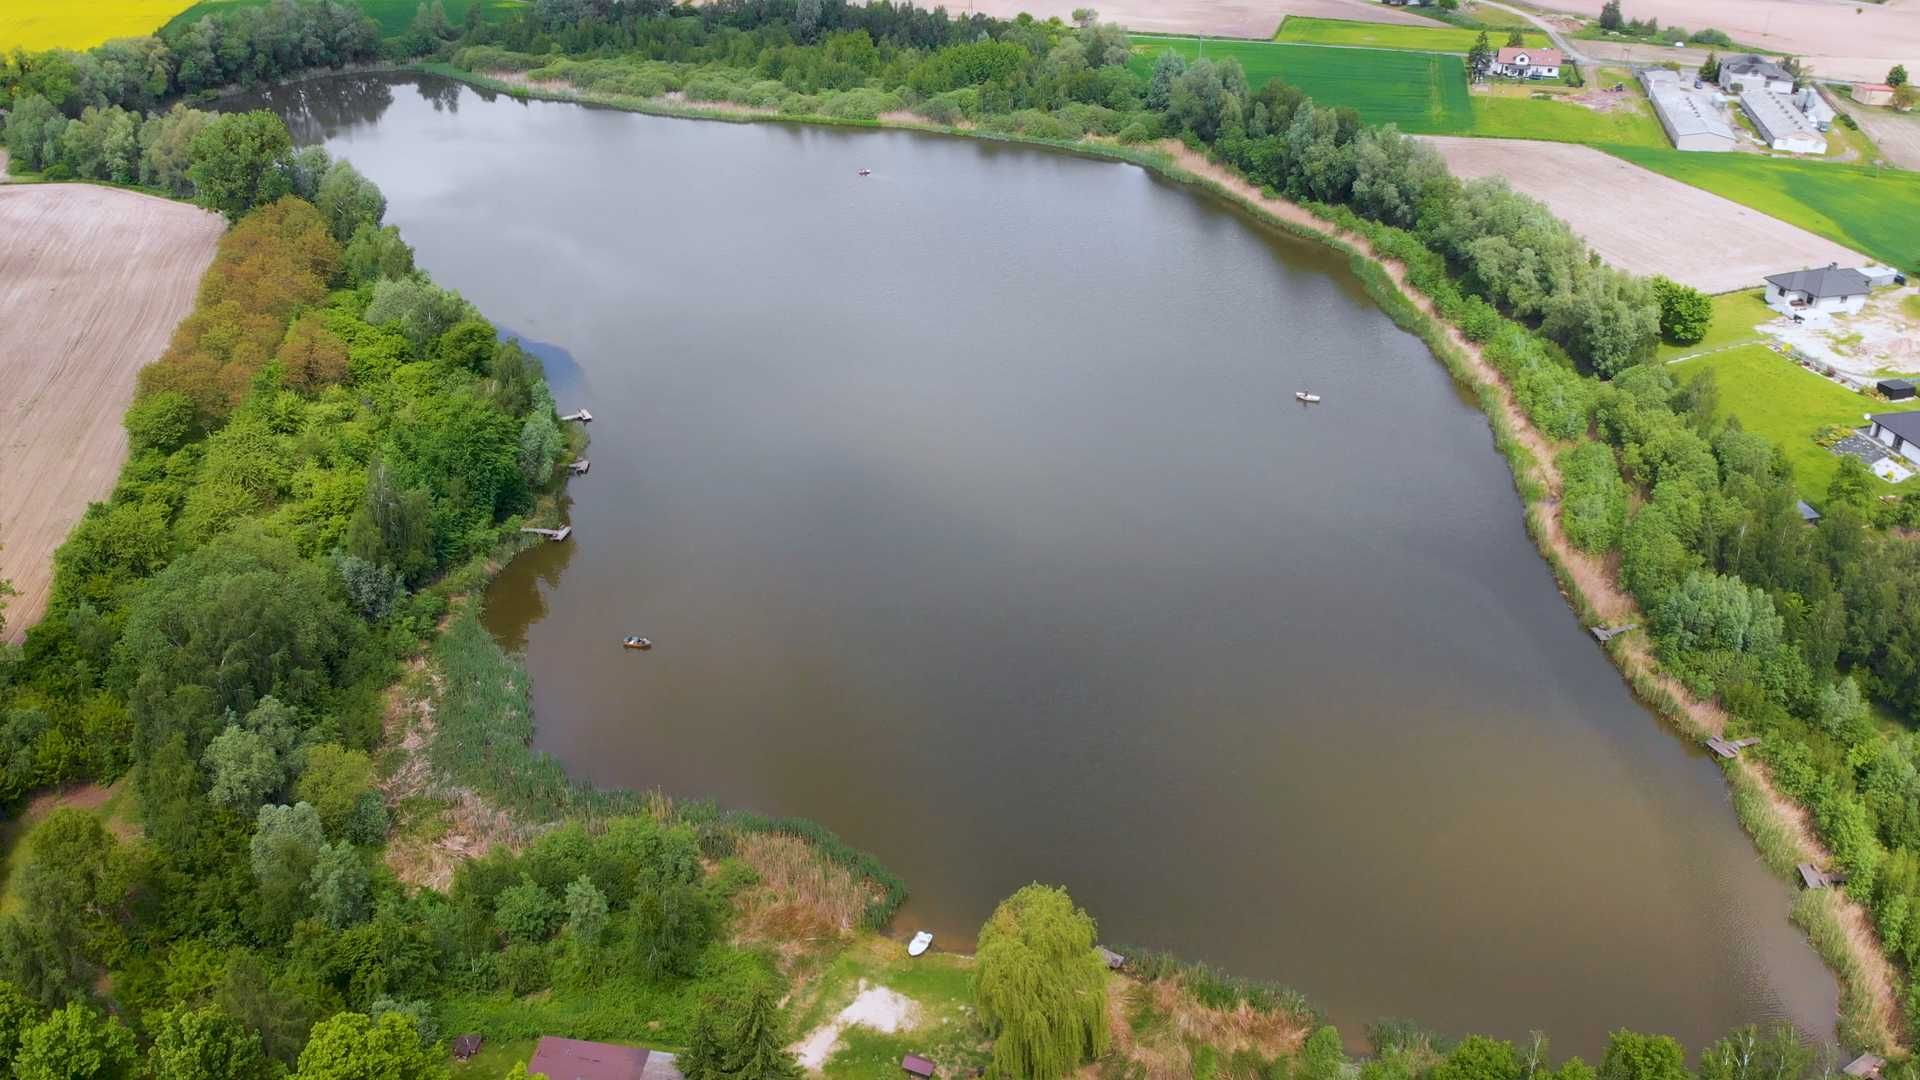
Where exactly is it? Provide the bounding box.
[907,931,933,957]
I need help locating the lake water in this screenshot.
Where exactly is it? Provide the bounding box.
[246,73,1837,1053]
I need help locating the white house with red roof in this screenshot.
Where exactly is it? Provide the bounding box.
[1491,46,1562,79]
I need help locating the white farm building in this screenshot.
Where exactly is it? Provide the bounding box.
[1740,87,1828,153]
[1641,70,1735,151]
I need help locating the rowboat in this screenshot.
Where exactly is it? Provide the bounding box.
[907,931,933,956]
[622,636,653,651]
[1295,391,1321,403]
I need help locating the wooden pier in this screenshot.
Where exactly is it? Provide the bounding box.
[560,409,593,423]
[520,526,572,542]
[1704,736,1760,760]
[1590,623,1637,643]
[1843,1054,1885,1080]
[568,459,590,476]
[1797,863,1850,890]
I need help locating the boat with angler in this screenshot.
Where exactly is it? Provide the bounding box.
[1296,391,1321,403]
[622,636,652,651]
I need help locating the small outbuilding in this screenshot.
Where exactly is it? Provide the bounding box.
[1860,264,1905,289]
[1852,83,1896,107]
[526,1037,682,1080]
[1095,945,1126,970]
[902,1053,938,1077]
[1796,500,1822,524]
[1868,411,1920,465]
[1880,379,1917,402]
[451,1034,485,1062]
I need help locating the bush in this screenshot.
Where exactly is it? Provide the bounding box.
[1650,276,1712,345]
[1560,442,1629,552]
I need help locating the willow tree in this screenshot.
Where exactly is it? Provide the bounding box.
[974,884,1110,1078]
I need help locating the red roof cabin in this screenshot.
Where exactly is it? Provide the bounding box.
[525,1037,683,1080]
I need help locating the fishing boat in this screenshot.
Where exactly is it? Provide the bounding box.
[1295,391,1322,403]
[907,931,933,957]
[857,168,872,176]
[622,636,653,651]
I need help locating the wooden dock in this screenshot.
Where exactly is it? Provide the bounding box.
[1843,1054,1885,1080]
[1704,736,1760,760]
[568,460,590,476]
[520,526,572,542]
[1798,863,1850,890]
[560,409,593,423]
[1590,623,1637,643]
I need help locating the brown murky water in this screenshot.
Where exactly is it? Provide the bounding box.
[247,74,1837,1053]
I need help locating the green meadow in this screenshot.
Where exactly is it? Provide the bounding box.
[1129,36,1473,133]
[1606,147,1920,273]
[1273,15,1548,54]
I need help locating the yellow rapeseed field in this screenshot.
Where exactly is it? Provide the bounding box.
[0,0,202,51]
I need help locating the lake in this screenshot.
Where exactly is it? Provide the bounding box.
[246,73,1836,1052]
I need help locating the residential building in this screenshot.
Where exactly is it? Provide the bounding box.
[1492,47,1562,79]
[1719,54,1793,94]
[1868,412,1920,466]
[1852,82,1896,107]
[1764,265,1872,321]
[1641,69,1736,151]
[1740,87,1828,153]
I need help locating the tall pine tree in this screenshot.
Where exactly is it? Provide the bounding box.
[725,986,799,1080]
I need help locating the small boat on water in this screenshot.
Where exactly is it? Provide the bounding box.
[907,931,933,957]
[1295,391,1322,403]
[622,636,653,651]
[857,168,872,176]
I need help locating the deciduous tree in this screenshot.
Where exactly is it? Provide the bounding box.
[974,884,1109,1078]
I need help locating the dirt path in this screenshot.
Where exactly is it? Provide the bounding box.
[0,184,224,643]
[791,981,919,1070]
[1153,139,1903,1049]
[1831,92,1920,172]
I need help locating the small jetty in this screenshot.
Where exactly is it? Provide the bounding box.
[1590,623,1637,643]
[520,525,572,542]
[1797,863,1848,890]
[568,459,590,476]
[1843,1055,1885,1080]
[1095,945,1126,971]
[1295,391,1322,403]
[1704,736,1760,760]
[560,408,593,423]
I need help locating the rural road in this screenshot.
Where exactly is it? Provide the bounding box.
[1475,0,1590,65]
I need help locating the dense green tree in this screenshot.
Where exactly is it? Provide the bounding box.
[725,983,801,1080]
[1891,64,1909,88]
[1598,1031,1688,1080]
[311,842,372,928]
[494,877,561,943]
[678,1003,728,1080]
[3,94,64,171]
[13,1003,138,1080]
[1467,32,1494,80]
[188,111,293,220]
[124,390,199,453]
[365,278,475,352]
[1434,1035,1522,1080]
[974,883,1109,1078]
[1696,1024,1808,1080]
[147,1005,274,1080]
[564,875,609,946]
[342,224,416,284]
[630,880,716,980]
[250,802,325,926]
[1650,276,1712,345]
[314,160,387,243]
[290,1012,446,1080]
[296,744,377,838]
[0,980,40,1070]
[204,723,286,810]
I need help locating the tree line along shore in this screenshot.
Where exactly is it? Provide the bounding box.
[5,0,1920,1076]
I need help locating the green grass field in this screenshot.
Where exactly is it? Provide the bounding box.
[1273,15,1547,53]
[1680,345,1920,498]
[1654,289,1776,362]
[1130,36,1473,133]
[162,0,523,37]
[1606,147,1920,274]
[1470,92,1667,147]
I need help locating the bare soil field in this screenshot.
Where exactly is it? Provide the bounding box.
[952,0,1434,37]
[1530,0,1920,85]
[1833,93,1920,171]
[0,184,223,642]
[1421,136,1867,293]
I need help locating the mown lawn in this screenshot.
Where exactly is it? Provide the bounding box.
[1471,92,1667,147]
[1272,15,1547,53]
[1129,36,1473,133]
[794,936,986,1080]
[1654,289,1776,363]
[1606,147,1920,274]
[161,0,524,37]
[0,0,201,49]
[1679,344,1920,499]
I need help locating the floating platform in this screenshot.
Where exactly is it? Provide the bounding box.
[568,460,590,475]
[1704,736,1760,760]
[560,409,593,423]
[520,526,572,542]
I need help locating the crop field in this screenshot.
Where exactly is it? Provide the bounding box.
[1680,345,1920,499]
[1607,147,1920,274]
[0,184,224,642]
[1130,36,1473,133]
[0,0,199,49]
[1273,15,1548,53]
[163,0,524,36]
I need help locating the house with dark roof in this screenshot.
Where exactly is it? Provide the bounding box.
[1492,46,1561,79]
[1719,55,1793,94]
[1868,412,1920,466]
[525,1037,683,1080]
[1763,265,1871,321]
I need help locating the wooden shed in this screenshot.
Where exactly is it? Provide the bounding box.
[451,1034,484,1062]
[902,1053,937,1077]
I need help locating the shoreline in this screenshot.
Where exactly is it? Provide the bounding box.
[420,62,1903,1052]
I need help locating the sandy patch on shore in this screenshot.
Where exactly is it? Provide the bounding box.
[0,184,223,643]
[792,981,920,1070]
[1421,136,1866,294]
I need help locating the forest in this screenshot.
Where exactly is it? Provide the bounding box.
[6,0,1920,1076]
